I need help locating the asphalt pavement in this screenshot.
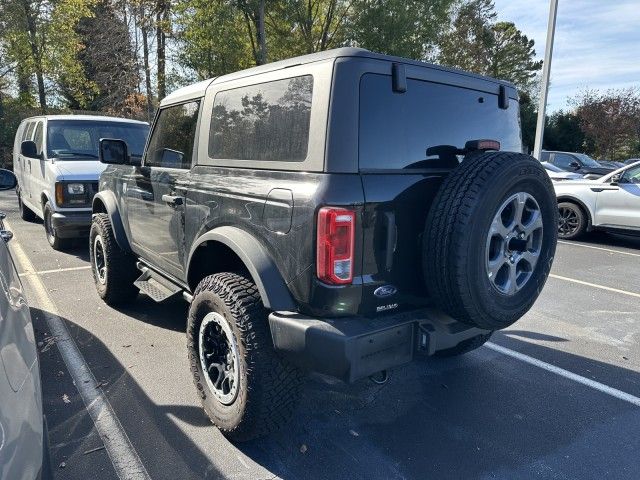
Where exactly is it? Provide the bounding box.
[1,189,639,480]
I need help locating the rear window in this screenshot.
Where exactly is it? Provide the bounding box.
[209,75,313,162]
[359,74,522,170]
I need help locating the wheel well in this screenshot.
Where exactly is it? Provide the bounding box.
[93,198,107,214]
[187,241,248,292]
[557,196,592,229]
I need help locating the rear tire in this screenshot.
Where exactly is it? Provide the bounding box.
[89,213,139,305]
[423,152,557,330]
[435,333,493,357]
[17,190,37,222]
[43,202,70,250]
[187,272,302,442]
[557,202,587,239]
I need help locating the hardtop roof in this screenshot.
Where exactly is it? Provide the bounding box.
[161,48,517,106]
[21,114,148,125]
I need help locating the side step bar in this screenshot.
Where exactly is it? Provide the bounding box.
[134,263,182,302]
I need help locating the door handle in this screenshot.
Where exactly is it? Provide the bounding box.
[162,194,183,206]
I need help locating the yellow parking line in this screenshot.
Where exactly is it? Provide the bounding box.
[549,273,640,298]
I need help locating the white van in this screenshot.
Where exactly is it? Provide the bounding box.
[13,115,149,249]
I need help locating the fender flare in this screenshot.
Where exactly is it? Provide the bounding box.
[92,191,132,252]
[187,226,296,312]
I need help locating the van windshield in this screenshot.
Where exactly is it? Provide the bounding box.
[359,74,522,170]
[46,119,149,160]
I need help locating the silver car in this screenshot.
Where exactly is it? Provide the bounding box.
[0,169,50,480]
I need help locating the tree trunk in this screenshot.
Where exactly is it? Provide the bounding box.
[141,23,153,119]
[156,0,167,100]
[21,0,46,112]
[256,0,266,65]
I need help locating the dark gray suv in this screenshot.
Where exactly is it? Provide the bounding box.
[91,48,557,441]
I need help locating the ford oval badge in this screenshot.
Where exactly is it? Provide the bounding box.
[374,285,397,298]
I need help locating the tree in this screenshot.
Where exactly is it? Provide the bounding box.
[236,0,268,65]
[174,0,252,79]
[438,0,542,91]
[571,88,640,160]
[543,110,585,153]
[348,0,454,60]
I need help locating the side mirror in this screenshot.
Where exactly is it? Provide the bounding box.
[20,140,38,158]
[610,173,621,185]
[99,138,129,165]
[0,169,17,191]
[569,161,580,170]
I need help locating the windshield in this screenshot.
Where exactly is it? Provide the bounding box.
[575,153,602,168]
[46,119,149,160]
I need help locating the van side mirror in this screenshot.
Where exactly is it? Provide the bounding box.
[21,140,38,158]
[99,138,129,165]
[569,161,580,169]
[0,169,17,191]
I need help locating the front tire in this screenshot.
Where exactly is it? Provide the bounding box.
[43,202,70,250]
[187,272,302,442]
[89,213,139,305]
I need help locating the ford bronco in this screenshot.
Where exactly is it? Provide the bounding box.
[90,48,557,441]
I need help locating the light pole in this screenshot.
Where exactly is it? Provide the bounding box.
[533,0,559,160]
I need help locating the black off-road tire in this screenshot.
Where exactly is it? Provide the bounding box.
[17,189,37,222]
[557,201,587,239]
[187,272,303,442]
[423,152,558,330]
[89,213,139,305]
[435,332,493,357]
[43,202,70,250]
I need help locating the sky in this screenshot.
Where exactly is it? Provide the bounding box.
[493,0,640,112]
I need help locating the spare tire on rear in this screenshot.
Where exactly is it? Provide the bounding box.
[423,151,557,330]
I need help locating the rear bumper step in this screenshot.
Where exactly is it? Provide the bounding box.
[269,308,489,383]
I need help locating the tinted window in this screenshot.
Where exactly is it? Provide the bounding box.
[34,122,43,155]
[621,165,640,184]
[47,120,149,160]
[539,151,551,162]
[359,74,522,170]
[209,75,313,162]
[145,100,200,169]
[553,153,576,170]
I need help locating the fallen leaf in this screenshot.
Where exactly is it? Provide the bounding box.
[349,430,359,437]
[62,394,70,404]
[299,444,308,454]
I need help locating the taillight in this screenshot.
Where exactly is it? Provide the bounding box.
[317,207,355,285]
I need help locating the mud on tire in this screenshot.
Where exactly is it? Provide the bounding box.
[423,152,558,330]
[89,213,139,305]
[187,272,303,442]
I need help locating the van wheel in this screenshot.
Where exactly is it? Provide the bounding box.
[17,191,36,222]
[423,152,558,330]
[557,202,586,239]
[187,272,302,442]
[89,213,139,305]
[43,202,70,250]
[435,332,493,357]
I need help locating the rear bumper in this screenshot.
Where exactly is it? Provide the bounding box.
[269,308,489,383]
[51,210,92,238]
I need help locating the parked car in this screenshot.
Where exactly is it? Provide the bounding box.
[542,162,583,181]
[598,160,626,169]
[555,161,640,239]
[539,150,615,178]
[12,115,149,250]
[0,169,51,480]
[624,158,640,165]
[90,48,557,441]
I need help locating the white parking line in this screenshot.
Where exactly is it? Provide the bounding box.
[558,240,640,257]
[549,273,640,299]
[20,265,92,276]
[5,220,150,480]
[486,342,640,407]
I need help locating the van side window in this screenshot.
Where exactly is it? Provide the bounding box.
[209,75,313,162]
[145,100,201,169]
[24,122,35,142]
[553,153,576,169]
[34,122,44,156]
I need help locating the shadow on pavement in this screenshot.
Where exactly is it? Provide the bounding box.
[572,230,640,250]
[33,302,640,480]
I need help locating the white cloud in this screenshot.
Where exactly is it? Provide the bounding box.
[493,0,640,111]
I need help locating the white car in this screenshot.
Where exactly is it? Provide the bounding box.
[554,161,640,239]
[12,115,149,249]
